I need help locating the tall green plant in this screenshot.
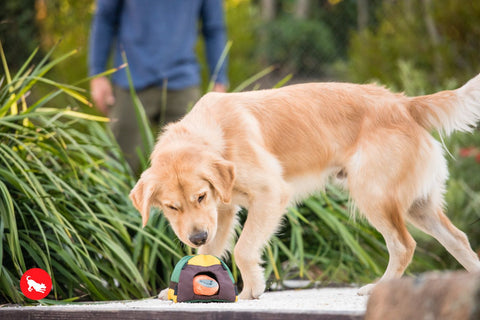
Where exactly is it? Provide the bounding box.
[0,45,188,304]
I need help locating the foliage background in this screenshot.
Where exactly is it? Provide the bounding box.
[1,0,480,304]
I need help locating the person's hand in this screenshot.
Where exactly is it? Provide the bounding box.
[212,83,227,93]
[90,76,115,115]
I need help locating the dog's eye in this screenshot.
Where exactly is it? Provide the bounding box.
[166,205,178,211]
[198,194,206,203]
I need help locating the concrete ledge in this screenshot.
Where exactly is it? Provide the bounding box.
[0,287,366,320]
[0,309,363,320]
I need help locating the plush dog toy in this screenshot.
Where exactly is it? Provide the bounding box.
[167,255,238,303]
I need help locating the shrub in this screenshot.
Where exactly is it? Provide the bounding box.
[0,45,187,304]
[348,0,480,89]
[258,17,337,76]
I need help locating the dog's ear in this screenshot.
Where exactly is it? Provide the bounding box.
[130,170,158,227]
[206,160,236,204]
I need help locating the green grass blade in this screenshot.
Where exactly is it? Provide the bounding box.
[121,52,155,166]
[232,66,275,92]
[0,49,78,116]
[206,40,232,92]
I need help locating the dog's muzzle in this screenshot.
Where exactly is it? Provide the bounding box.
[189,231,208,246]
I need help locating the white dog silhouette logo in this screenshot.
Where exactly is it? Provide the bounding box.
[21,268,52,300]
[26,276,47,293]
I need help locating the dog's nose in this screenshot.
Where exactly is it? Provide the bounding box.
[189,231,208,246]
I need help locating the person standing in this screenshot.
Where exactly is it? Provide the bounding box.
[89,0,228,173]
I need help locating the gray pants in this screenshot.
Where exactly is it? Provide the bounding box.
[110,85,201,174]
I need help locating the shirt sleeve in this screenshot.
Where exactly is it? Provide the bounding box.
[88,0,123,76]
[200,0,229,86]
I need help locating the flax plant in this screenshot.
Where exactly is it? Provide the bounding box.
[0,44,187,304]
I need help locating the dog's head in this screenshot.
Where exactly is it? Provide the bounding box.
[129,147,235,248]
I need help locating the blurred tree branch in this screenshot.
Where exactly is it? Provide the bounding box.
[261,0,276,21]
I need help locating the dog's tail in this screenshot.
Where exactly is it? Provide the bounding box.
[409,73,480,135]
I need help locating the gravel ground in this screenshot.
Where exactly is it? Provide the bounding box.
[2,288,368,314]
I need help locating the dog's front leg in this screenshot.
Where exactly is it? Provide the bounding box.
[198,204,238,258]
[234,183,290,300]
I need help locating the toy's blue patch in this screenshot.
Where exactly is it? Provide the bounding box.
[198,279,218,288]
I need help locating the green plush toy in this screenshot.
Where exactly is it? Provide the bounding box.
[167,254,238,303]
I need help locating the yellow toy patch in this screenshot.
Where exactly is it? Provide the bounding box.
[187,254,220,267]
[167,288,176,302]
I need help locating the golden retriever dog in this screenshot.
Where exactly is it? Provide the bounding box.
[130,74,480,299]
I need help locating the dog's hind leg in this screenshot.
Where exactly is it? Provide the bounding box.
[355,198,417,295]
[348,140,419,295]
[407,194,480,272]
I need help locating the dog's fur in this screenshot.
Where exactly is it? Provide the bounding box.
[130,75,480,299]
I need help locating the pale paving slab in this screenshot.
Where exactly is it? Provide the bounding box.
[2,287,368,314]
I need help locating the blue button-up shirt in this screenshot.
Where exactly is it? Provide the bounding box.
[89,0,228,90]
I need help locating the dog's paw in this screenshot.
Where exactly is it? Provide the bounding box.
[158,288,169,300]
[238,289,260,300]
[239,283,266,300]
[357,283,376,296]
